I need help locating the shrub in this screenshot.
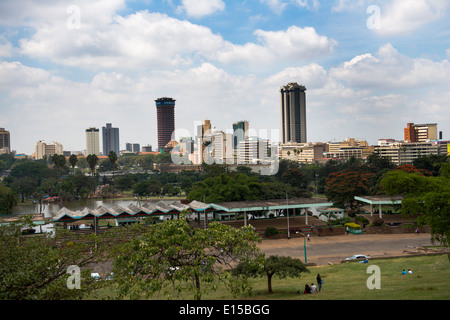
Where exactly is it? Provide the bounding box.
[265,227,279,237]
[371,218,384,226]
[355,216,369,225]
[344,222,361,230]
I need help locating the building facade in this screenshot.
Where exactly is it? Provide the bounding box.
[375,140,443,165]
[35,141,63,160]
[126,143,140,153]
[102,123,120,156]
[0,128,10,154]
[211,131,233,164]
[232,120,249,150]
[280,82,307,144]
[404,123,438,142]
[155,97,176,151]
[237,139,269,165]
[86,127,100,155]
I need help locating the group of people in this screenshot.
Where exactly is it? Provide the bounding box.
[301,274,323,294]
[401,269,413,275]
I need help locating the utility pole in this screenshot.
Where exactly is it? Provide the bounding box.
[286,190,290,239]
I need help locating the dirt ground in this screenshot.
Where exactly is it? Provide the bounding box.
[257,233,436,266]
[88,232,437,276]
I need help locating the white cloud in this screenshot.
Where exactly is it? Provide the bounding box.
[18,9,336,72]
[254,26,337,60]
[260,0,288,15]
[262,0,320,14]
[330,43,450,90]
[331,0,366,12]
[177,0,225,18]
[377,0,448,35]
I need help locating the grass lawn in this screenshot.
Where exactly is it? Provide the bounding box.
[89,254,450,300]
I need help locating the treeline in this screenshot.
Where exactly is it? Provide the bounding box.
[0,152,449,214]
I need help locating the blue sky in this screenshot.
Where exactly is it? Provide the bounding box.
[1,0,449,155]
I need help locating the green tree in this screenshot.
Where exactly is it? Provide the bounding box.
[188,173,261,203]
[381,165,450,245]
[68,154,78,175]
[0,216,104,299]
[111,214,261,300]
[86,154,99,195]
[86,154,99,176]
[108,151,118,183]
[0,185,17,214]
[10,177,37,203]
[51,154,66,181]
[233,255,309,294]
[282,168,308,189]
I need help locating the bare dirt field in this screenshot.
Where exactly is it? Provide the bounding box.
[257,233,435,266]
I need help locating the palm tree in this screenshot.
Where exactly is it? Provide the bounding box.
[68,154,78,175]
[52,154,66,181]
[86,154,99,195]
[108,151,118,184]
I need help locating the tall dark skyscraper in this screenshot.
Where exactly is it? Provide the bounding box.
[280,82,307,144]
[155,97,175,151]
[102,123,120,155]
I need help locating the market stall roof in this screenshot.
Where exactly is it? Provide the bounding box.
[52,198,334,223]
[354,195,403,219]
[213,198,333,213]
[354,195,403,205]
[52,200,214,222]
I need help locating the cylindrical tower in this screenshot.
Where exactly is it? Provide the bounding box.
[155,97,175,151]
[280,83,307,144]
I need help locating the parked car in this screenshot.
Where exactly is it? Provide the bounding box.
[345,254,370,260]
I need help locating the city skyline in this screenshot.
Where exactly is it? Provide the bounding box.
[1,0,449,155]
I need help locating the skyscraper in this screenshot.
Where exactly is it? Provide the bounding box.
[232,120,249,150]
[102,123,120,156]
[280,83,307,144]
[86,127,100,155]
[155,97,175,151]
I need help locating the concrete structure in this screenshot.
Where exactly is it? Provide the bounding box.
[211,131,233,164]
[324,138,371,160]
[35,140,63,160]
[141,145,153,152]
[404,123,438,142]
[85,127,100,155]
[237,138,269,165]
[195,120,212,164]
[280,83,307,144]
[155,97,175,151]
[279,142,325,163]
[375,140,443,165]
[0,128,10,154]
[102,123,120,156]
[232,120,249,150]
[125,143,140,153]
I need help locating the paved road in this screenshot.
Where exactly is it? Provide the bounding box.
[257,233,434,265]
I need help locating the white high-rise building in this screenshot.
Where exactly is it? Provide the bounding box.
[238,138,269,165]
[86,127,100,155]
[211,131,233,164]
